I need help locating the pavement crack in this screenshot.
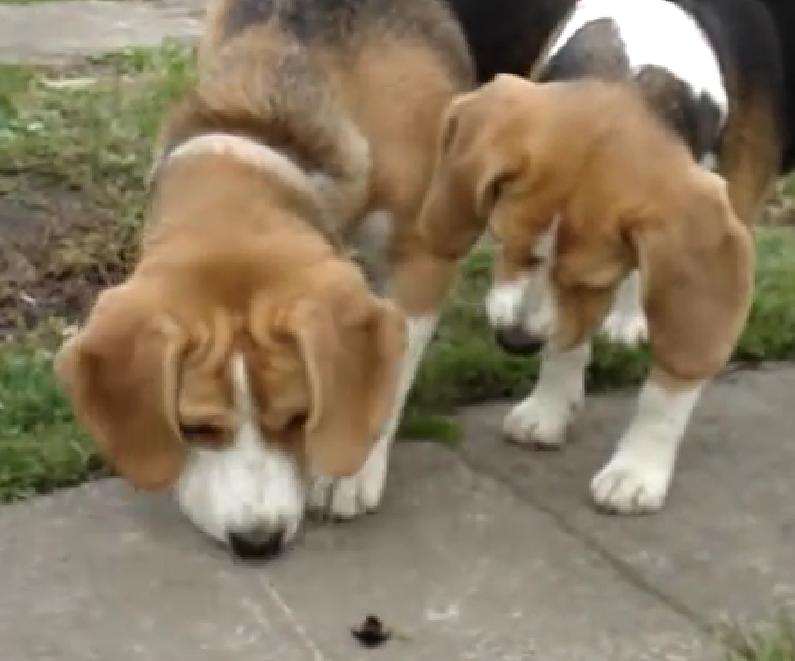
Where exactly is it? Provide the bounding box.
[256,577,329,661]
[454,450,721,642]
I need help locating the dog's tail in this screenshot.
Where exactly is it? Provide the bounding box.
[266,45,372,227]
[161,38,372,228]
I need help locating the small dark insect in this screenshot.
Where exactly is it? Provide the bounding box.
[351,615,392,648]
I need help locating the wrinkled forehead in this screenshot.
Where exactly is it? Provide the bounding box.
[176,325,308,425]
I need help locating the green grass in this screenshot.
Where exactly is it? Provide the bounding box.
[782,174,795,198]
[405,227,795,422]
[0,345,100,501]
[2,44,795,500]
[726,620,795,661]
[2,42,194,209]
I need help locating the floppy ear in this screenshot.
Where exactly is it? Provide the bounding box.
[54,286,187,489]
[630,172,754,380]
[418,95,518,260]
[284,297,406,477]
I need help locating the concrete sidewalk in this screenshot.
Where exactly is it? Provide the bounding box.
[0,0,203,64]
[1,5,793,658]
[1,366,793,660]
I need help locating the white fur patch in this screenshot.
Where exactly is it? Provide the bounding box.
[601,270,648,346]
[487,219,560,339]
[503,343,591,447]
[591,379,703,514]
[308,314,437,519]
[548,0,729,123]
[700,152,720,171]
[174,354,304,545]
[486,275,532,330]
[165,133,316,201]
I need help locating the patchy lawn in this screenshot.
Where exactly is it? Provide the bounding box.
[0,344,104,501]
[2,43,795,500]
[726,620,795,661]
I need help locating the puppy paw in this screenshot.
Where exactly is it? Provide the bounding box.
[601,310,648,346]
[307,448,388,520]
[590,448,673,515]
[503,396,578,448]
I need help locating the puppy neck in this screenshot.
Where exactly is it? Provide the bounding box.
[151,132,343,251]
[167,134,314,197]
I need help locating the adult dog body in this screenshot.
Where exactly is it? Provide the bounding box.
[420,0,794,514]
[56,0,474,558]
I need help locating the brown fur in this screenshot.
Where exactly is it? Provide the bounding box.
[419,75,755,383]
[55,0,476,488]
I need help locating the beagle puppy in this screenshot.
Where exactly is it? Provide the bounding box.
[419,0,793,514]
[56,0,476,559]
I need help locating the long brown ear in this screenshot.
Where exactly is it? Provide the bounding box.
[54,285,187,489]
[285,297,406,477]
[630,172,754,380]
[418,93,512,260]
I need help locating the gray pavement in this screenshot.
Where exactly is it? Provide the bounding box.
[2,366,795,660]
[0,0,203,64]
[2,4,794,659]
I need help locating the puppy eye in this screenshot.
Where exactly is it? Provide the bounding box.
[523,255,544,269]
[484,171,519,210]
[179,423,226,446]
[285,412,308,433]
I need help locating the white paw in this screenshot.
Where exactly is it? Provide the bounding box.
[307,449,388,520]
[601,310,648,346]
[503,396,578,448]
[590,448,674,515]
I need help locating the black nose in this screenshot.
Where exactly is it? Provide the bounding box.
[229,528,285,561]
[494,327,544,355]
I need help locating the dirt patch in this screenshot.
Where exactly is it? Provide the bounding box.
[0,177,134,339]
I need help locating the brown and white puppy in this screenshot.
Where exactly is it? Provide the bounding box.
[56,0,473,558]
[420,0,790,515]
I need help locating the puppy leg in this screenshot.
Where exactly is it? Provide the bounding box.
[600,271,648,346]
[309,314,438,518]
[309,250,455,519]
[591,373,703,514]
[503,342,591,448]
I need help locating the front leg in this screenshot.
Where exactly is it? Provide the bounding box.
[591,372,703,514]
[308,248,457,519]
[503,342,591,448]
[600,271,648,346]
[308,314,438,519]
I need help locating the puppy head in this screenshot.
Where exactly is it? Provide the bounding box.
[420,75,753,373]
[56,237,405,554]
[419,75,616,349]
[418,75,580,262]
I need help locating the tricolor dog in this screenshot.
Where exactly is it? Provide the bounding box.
[419,0,794,514]
[56,0,477,559]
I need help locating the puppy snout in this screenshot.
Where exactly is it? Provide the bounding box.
[229,527,285,561]
[494,326,544,356]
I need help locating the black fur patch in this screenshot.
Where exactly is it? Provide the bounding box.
[223,0,472,84]
[674,0,790,172]
[442,0,575,81]
[535,16,724,161]
[758,0,795,171]
[635,65,723,160]
[225,0,276,37]
[538,19,629,83]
